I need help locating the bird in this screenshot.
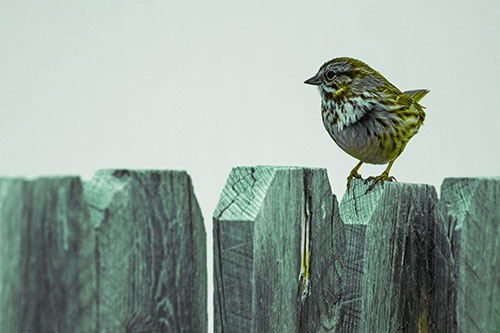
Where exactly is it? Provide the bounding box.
[304,57,428,192]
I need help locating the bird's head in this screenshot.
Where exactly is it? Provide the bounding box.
[304,57,385,101]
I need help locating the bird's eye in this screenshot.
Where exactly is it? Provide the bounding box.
[326,71,335,80]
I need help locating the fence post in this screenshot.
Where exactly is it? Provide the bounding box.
[0,169,207,332]
[339,178,453,332]
[213,166,343,332]
[0,177,94,333]
[441,177,500,332]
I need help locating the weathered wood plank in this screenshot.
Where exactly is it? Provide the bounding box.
[338,180,385,332]
[0,170,207,332]
[213,166,343,332]
[441,177,500,332]
[85,170,207,332]
[0,177,95,333]
[339,178,453,332]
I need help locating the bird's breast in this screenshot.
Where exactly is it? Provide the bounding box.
[322,103,401,164]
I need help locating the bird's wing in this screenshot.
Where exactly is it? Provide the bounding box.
[382,86,426,122]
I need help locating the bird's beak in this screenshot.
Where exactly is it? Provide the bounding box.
[304,73,321,85]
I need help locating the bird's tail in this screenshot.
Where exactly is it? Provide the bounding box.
[404,89,429,103]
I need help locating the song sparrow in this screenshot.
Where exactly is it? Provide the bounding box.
[305,57,428,192]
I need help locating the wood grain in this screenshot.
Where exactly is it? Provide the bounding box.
[0,170,206,332]
[339,178,453,332]
[0,177,95,332]
[441,177,500,332]
[213,166,343,332]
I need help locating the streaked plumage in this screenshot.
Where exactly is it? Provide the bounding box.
[305,57,428,191]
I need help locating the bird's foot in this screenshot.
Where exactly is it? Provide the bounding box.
[364,173,397,193]
[347,170,363,192]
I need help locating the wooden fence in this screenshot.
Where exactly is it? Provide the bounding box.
[0,167,498,332]
[0,170,206,332]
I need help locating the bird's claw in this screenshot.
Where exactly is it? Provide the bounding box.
[346,171,363,192]
[364,173,397,193]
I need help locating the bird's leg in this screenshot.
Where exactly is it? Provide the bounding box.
[347,161,364,191]
[365,160,397,193]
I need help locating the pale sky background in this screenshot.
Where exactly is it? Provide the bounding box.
[2,0,500,330]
